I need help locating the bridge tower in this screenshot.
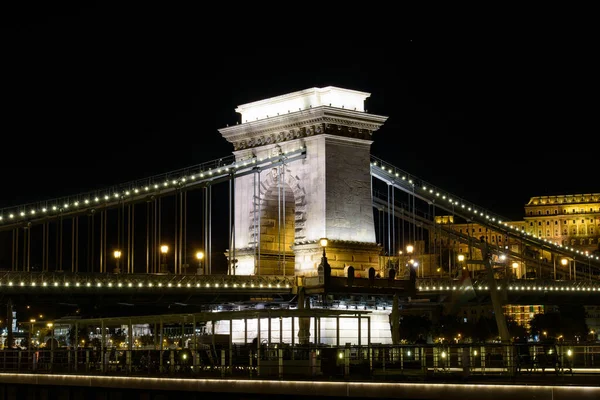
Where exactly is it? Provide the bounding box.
[219,86,388,277]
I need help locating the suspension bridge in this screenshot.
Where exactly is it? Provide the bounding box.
[0,86,598,318]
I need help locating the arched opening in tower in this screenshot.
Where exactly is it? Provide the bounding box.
[257,184,295,275]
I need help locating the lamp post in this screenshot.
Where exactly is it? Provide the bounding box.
[561,257,569,280]
[406,244,415,277]
[318,238,330,303]
[512,261,519,280]
[457,254,465,279]
[499,254,507,279]
[231,258,238,275]
[160,245,169,273]
[195,251,204,275]
[319,238,331,281]
[320,238,328,258]
[113,250,121,274]
[47,322,54,367]
[29,319,35,359]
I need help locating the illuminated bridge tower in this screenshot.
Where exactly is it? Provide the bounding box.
[219,86,388,277]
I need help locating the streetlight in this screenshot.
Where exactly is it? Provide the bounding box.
[47,322,54,366]
[561,258,570,280]
[319,238,328,258]
[29,319,35,353]
[160,245,169,273]
[512,262,519,279]
[113,250,122,274]
[195,251,204,275]
[406,244,416,277]
[457,254,465,278]
[318,238,330,284]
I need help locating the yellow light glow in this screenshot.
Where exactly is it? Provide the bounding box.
[319,238,328,248]
[161,245,169,254]
[457,254,465,262]
[512,262,519,269]
[561,258,568,266]
[196,251,204,260]
[406,245,414,254]
[113,250,122,259]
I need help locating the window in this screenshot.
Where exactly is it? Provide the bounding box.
[530,222,534,226]
[555,221,558,225]
[546,221,550,225]
[546,210,550,215]
[538,211,541,215]
[554,210,558,214]
[538,222,542,226]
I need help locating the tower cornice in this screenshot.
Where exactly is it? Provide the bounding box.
[219,106,388,151]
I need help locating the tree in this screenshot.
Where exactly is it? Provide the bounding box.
[431,314,463,342]
[472,316,498,342]
[558,304,588,341]
[139,334,154,347]
[506,316,528,341]
[529,305,588,341]
[529,312,560,339]
[398,315,431,343]
[111,328,127,347]
[68,325,90,347]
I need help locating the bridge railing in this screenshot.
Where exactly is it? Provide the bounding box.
[1,342,597,381]
[0,271,295,291]
[415,277,600,293]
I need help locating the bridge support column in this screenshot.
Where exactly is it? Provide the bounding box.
[74,322,78,372]
[358,316,361,347]
[336,317,340,346]
[101,320,105,373]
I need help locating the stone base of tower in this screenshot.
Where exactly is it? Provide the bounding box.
[292,240,382,278]
[227,248,296,276]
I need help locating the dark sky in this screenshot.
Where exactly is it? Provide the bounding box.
[1,4,597,222]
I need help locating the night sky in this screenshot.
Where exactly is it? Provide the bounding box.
[1,5,597,223]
